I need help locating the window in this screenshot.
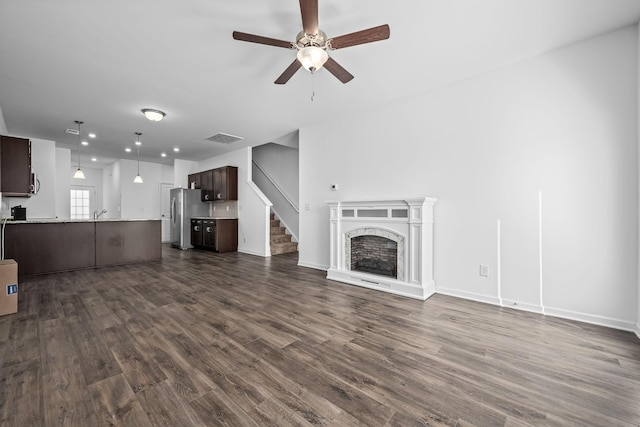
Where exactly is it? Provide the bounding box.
[70,189,90,219]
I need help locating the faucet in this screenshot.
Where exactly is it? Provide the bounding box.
[94,209,107,220]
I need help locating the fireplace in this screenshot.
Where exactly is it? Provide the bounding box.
[327,198,436,300]
[351,235,397,278]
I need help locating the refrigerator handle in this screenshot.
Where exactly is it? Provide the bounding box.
[171,197,176,225]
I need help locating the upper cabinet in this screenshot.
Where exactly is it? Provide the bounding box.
[0,136,33,197]
[213,166,237,201]
[190,166,238,202]
[201,169,214,201]
[188,172,203,190]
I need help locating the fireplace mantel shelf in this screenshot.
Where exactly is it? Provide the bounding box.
[327,197,437,300]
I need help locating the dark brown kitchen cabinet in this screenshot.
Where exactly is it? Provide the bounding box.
[213,166,237,201]
[1,135,33,197]
[215,219,238,252]
[190,166,238,201]
[201,169,214,201]
[190,218,237,253]
[188,172,202,189]
[203,219,215,247]
[191,219,203,246]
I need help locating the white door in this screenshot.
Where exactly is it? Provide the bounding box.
[160,183,173,242]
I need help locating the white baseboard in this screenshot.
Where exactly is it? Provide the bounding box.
[430,287,637,336]
[297,260,328,271]
[237,248,269,257]
[436,287,502,306]
[501,299,544,314]
[543,306,637,333]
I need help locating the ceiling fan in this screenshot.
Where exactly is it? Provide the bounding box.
[232,0,390,84]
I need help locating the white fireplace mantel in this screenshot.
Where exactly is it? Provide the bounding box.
[326,197,437,300]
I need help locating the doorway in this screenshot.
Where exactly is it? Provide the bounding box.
[160,182,173,242]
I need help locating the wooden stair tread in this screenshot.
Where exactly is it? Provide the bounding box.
[269,211,297,255]
[271,241,298,255]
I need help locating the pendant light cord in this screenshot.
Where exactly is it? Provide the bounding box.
[75,120,83,170]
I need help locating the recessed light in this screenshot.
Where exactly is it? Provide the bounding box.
[91,157,97,162]
[125,147,132,153]
[88,133,96,138]
[135,141,142,146]
[81,141,89,146]
[173,147,180,152]
[161,152,167,157]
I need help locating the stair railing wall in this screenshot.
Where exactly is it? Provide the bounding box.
[252,159,299,241]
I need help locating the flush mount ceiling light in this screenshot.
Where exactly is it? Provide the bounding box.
[133,132,143,184]
[141,108,165,122]
[73,120,85,179]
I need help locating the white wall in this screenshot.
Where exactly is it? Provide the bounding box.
[253,143,299,206]
[102,161,121,219]
[300,26,638,331]
[0,104,7,134]
[637,25,640,339]
[55,147,71,219]
[253,142,299,239]
[120,159,164,219]
[197,147,271,257]
[174,159,197,189]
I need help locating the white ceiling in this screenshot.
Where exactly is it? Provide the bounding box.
[1,0,639,168]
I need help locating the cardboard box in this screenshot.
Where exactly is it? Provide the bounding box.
[0,259,18,316]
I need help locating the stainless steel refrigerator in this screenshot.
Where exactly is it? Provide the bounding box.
[170,188,209,249]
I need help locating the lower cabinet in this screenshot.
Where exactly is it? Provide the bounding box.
[191,219,204,247]
[191,218,238,253]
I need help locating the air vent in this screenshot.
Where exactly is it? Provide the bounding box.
[206,132,244,144]
[65,128,80,135]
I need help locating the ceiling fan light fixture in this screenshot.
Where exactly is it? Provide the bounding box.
[141,108,166,122]
[297,46,328,73]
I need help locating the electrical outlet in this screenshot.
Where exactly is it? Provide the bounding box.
[479,264,489,277]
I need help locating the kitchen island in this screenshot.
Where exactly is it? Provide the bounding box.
[3,219,161,276]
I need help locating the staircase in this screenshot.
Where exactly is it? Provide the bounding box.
[270,211,298,255]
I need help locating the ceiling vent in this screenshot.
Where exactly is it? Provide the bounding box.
[65,128,80,135]
[206,132,244,144]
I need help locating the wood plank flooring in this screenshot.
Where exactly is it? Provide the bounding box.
[1,245,639,426]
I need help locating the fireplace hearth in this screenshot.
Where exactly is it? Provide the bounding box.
[327,198,436,300]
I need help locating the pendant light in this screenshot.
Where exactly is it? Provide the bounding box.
[133,132,143,183]
[73,120,85,179]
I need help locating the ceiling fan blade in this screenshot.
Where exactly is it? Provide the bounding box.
[323,57,354,84]
[299,0,319,35]
[275,59,302,84]
[328,24,390,50]
[232,31,293,49]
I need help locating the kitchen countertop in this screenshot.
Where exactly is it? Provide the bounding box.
[2,218,161,224]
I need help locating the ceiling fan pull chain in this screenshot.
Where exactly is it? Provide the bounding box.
[310,73,316,101]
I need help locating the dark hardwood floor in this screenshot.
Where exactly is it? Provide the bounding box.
[1,245,639,426]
